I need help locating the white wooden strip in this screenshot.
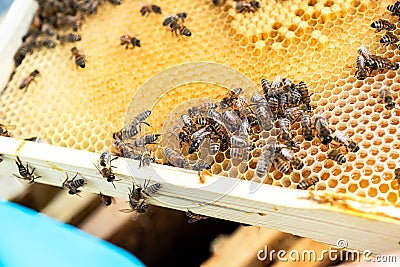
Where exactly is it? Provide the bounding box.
[0,136,399,254]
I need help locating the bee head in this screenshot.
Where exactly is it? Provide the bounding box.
[322,136,333,145]
[107,174,115,182]
[138,204,149,213]
[386,102,395,109]
[188,146,196,154]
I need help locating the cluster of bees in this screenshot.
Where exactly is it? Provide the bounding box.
[16,1,196,89]
[157,76,361,191]
[212,0,261,13]
[355,45,399,80]
[355,2,400,80]
[14,0,122,67]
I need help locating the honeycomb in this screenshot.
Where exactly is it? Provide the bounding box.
[2,0,400,205]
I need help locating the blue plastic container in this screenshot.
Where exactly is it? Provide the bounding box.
[0,201,146,267]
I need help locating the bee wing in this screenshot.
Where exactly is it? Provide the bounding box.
[119,208,134,213]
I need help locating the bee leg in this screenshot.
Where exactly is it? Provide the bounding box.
[12,174,22,179]
[111,181,116,189]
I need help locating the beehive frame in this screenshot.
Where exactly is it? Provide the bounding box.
[0,136,399,254]
[1,0,400,256]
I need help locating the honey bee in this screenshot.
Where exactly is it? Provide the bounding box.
[250,93,274,131]
[62,172,85,195]
[95,154,118,188]
[140,4,162,16]
[366,56,399,72]
[195,116,210,129]
[355,55,370,80]
[212,0,226,6]
[371,19,396,32]
[181,114,195,132]
[57,33,81,44]
[206,109,223,124]
[209,139,220,155]
[191,160,212,171]
[235,0,260,13]
[19,70,40,90]
[388,2,400,16]
[120,35,141,49]
[284,107,301,124]
[131,133,161,148]
[230,147,249,160]
[13,156,41,184]
[358,45,372,60]
[14,42,35,66]
[222,110,241,132]
[301,112,314,141]
[209,120,229,149]
[278,118,293,143]
[220,87,243,109]
[0,124,16,137]
[198,102,218,112]
[230,134,250,160]
[185,210,209,223]
[163,13,187,26]
[38,38,57,48]
[231,134,250,148]
[99,193,114,206]
[380,32,399,48]
[261,78,271,95]
[314,112,333,145]
[327,149,346,164]
[297,81,313,111]
[112,134,134,155]
[280,148,304,170]
[266,96,279,118]
[41,22,55,36]
[239,117,250,137]
[120,180,161,213]
[273,156,290,175]
[143,179,162,196]
[71,47,86,68]
[173,126,190,147]
[256,147,274,178]
[378,88,396,109]
[189,128,211,154]
[164,148,189,168]
[119,184,149,214]
[139,150,154,168]
[170,22,192,37]
[114,110,151,140]
[297,176,319,190]
[287,87,302,107]
[99,150,117,168]
[333,132,359,153]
